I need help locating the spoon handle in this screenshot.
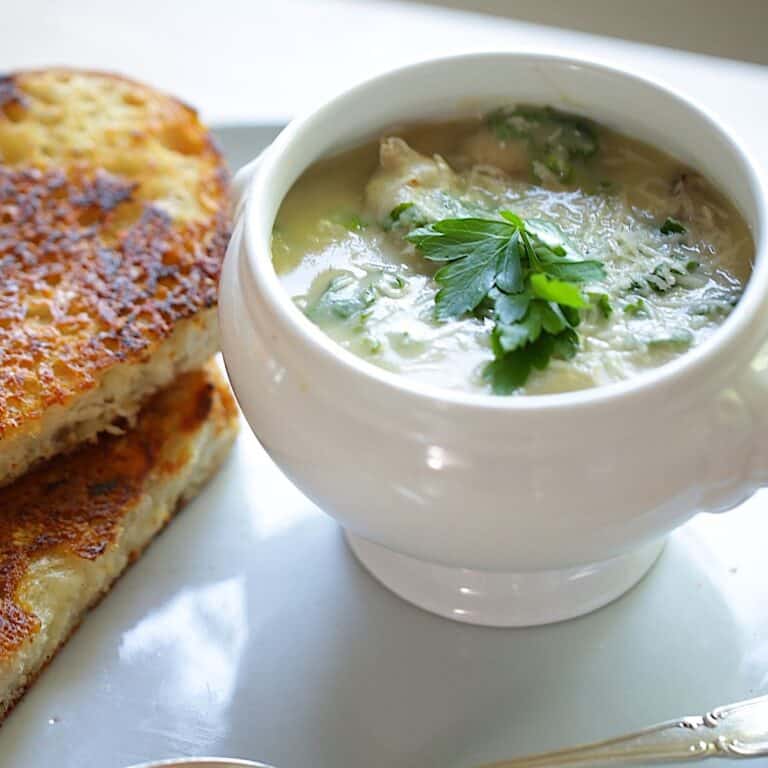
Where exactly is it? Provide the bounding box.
[479,695,768,767]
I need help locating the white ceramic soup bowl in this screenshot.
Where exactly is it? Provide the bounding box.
[220,53,767,627]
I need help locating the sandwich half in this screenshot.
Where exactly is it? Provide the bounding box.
[0,361,238,722]
[0,69,230,487]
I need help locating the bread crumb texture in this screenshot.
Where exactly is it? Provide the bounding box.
[0,69,230,441]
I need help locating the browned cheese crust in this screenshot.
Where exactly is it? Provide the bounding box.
[0,363,238,677]
[0,69,230,445]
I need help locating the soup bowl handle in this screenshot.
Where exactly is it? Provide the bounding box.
[231,154,263,218]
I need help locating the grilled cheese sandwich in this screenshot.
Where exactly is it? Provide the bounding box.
[0,361,238,722]
[0,69,230,487]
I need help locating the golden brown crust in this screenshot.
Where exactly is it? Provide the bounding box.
[0,365,238,664]
[0,501,174,724]
[0,69,230,441]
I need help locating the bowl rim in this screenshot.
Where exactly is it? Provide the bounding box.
[239,51,767,412]
[125,759,272,768]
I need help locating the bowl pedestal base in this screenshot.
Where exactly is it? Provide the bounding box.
[345,532,665,627]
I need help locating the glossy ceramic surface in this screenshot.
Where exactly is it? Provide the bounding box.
[346,533,666,627]
[220,54,768,626]
[2,126,767,768]
[128,760,270,768]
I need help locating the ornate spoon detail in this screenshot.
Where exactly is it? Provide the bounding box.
[479,695,768,767]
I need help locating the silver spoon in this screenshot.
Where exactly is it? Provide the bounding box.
[128,694,768,768]
[479,695,768,767]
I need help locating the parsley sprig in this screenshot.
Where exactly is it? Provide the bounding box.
[406,210,607,393]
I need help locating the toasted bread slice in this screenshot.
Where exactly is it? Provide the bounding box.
[0,361,238,722]
[0,69,230,487]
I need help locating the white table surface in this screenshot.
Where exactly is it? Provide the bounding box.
[1,3,768,766]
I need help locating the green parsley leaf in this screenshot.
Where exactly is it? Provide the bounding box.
[495,304,544,351]
[492,321,536,354]
[484,327,577,394]
[495,231,523,293]
[566,307,582,328]
[433,249,499,320]
[660,217,686,235]
[552,328,579,360]
[406,209,606,393]
[540,301,568,334]
[537,254,605,283]
[500,210,525,228]
[526,218,572,254]
[528,332,555,370]
[483,352,532,394]
[407,218,513,262]
[494,292,530,324]
[530,273,587,308]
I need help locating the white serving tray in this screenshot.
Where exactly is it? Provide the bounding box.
[3,125,767,768]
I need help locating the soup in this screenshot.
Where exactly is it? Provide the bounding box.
[272,106,753,395]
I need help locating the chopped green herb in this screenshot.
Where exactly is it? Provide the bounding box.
[307,274,376,322]
[544,145,572,181]
[688,288,740,317]
[623,296,646,316]
[589,292,613,318]
[486,105,599,183]
[390,202,415,222]
[331,212,368,232]
[406,210,605,393]
[487,105,598,156]
[627,256,694,295]
[660,217,686,235]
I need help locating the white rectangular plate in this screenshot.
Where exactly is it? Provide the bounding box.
[2,125,767,768]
